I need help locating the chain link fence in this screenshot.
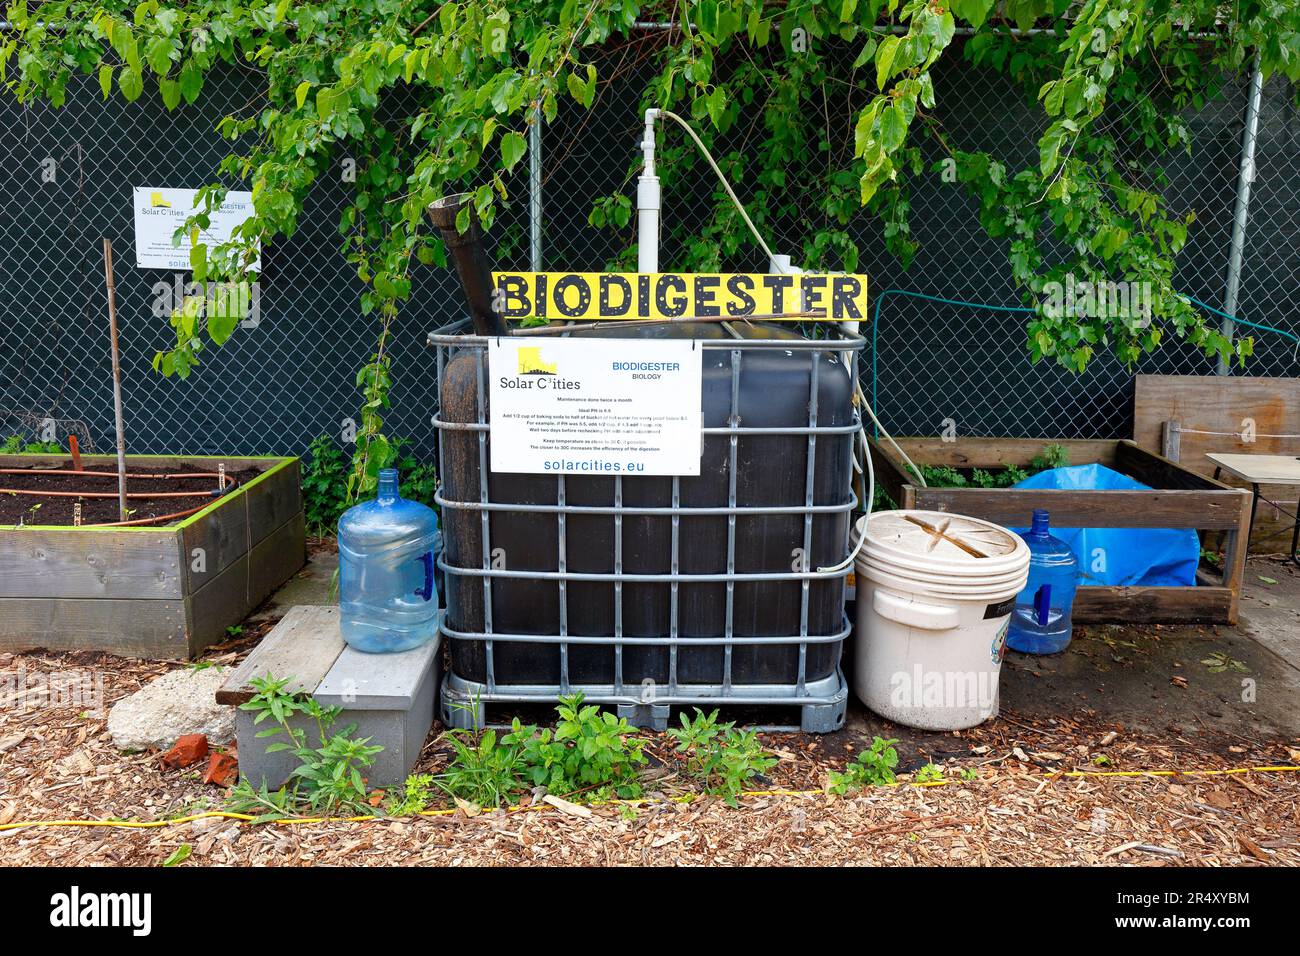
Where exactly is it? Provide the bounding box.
[1,34,1296,461]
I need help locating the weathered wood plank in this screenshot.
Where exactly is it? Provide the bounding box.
[0,529,183,600]
[1219,487,1255,625]
[183,488,249,594]
[1133,375,1300,552]
[0,452,290,472]
[185,554,253,657]
[885,438,1118,470]
[1074,585,1233,624]
[0,454,303,659]
[248,511,307,608]
[184,512,306,658]
[216,605,346,704]
[912,487,1244,530]
[1114,440,1226,491]
[1134,375,1300,461]
[0,596,190,658]
[241,459,302,547]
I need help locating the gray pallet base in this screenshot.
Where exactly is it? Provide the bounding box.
[440,670,848,733]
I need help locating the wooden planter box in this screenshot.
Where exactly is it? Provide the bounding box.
[0,454,305,659]
[865,438,1253,625]
[1134,374,1300,552]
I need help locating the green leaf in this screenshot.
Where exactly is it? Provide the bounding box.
[1041,80,1064,116]
[316,87,335,121]
[207,298,241,346]
[98,65,113,100]
[879,103,908,151]
[853,102,878,158]
[189,242,207,281]
[295,81,311,110]
[852,38,878,70]
[950,0,996,29]
[482,11,510,58]
[178,61,203,103]
[118,66,144,102]
[500,130,527,172]
[159,77,180,111]
[1039,125,1066,176]
[875,35,900,90]
[705,86,727,127]
[146,36,173,76]
[566,71,585,105]
[566,65,596,109]
[161,844,192,867]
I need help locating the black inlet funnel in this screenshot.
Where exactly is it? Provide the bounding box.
[426,193,507,336]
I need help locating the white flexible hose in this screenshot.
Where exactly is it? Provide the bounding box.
[859,385,926,490]
[651,110,923,576]
[817,385,924,575]
[817,424,876,575]
[655,109,777,265]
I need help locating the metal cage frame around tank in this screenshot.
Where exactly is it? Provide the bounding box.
[427,319,866,732]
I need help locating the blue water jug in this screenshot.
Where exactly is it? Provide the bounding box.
[338,468,441,653]
[1007,509,1079,655]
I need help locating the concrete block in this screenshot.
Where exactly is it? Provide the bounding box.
[235,631,442,791]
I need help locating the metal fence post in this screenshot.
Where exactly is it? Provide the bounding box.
[1217,53,1264,375]
[529,105,543,271]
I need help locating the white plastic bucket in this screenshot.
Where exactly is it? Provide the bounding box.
[853,510,1030,730]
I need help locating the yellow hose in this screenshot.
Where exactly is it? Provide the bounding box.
[1,764,1295,834]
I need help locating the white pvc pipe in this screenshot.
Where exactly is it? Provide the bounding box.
[637,109,661,273]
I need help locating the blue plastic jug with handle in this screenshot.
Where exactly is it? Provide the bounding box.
[1006,508,1079,655]
[338,468,441,653]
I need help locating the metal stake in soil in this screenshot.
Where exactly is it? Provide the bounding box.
[102,237,129,521]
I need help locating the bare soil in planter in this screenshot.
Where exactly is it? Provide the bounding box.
[0,464,263,527]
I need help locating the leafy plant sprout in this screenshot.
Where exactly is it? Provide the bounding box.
[827,736,901,794]
[225,674,384,820]
[666,708,777,806]
[913,762,946,784]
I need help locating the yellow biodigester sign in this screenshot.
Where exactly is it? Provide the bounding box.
[492,272,868,322]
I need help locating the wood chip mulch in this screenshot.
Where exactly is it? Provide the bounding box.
[2,648,1298,867]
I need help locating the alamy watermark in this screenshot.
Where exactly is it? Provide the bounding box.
[890,664,1000,713]
[0,665,105,717]
[150,273,261,329]
[1042,275,1152,324]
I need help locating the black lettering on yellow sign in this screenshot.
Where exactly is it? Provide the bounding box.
[492,272,869,321]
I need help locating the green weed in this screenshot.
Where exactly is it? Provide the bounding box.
[224,674,383,819]
[666,708,777,806]
[827,736,900,793]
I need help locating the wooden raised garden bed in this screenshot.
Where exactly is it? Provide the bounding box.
[0,453,304,659]
[865,438,1253,625]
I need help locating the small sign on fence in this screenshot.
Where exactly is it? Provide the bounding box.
[131,187,261,271]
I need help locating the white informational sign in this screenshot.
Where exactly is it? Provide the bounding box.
[131,187,260,270]
[488,337,702,476]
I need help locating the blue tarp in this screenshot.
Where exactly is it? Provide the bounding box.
[1013,464,1200,587]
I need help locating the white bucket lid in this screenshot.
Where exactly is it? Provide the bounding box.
[855,510,1029,593]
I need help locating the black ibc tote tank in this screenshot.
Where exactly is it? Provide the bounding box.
[434,323,860,731]
[427,197,861,733]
